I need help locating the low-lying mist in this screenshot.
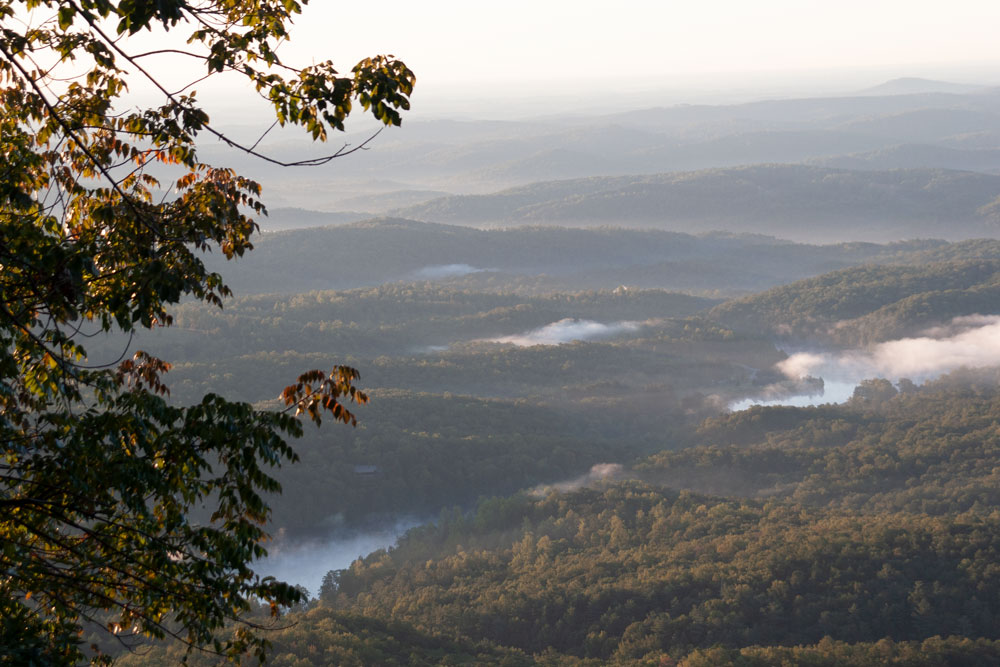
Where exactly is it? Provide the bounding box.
[782,314,1000,382]
[488,318,641,346]
[260,464,633,594]
[735,314,1000,409]
[529,463,626,496]
[255,519,421,597]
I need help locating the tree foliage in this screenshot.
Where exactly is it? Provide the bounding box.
[0,0,412,662]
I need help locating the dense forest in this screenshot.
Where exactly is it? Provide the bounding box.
[102,222,1000,663]
[78,238,1000,538]
[122,380,1000,665]
[102,283,776,530]
[89,235,1000,661]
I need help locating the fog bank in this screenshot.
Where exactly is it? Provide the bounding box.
[782,315,1000,381]
[733,315,1000,410]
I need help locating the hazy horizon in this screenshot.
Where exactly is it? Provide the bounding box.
[98,0,1000,122]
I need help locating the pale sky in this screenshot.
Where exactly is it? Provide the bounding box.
[282,0,1000,83]
[251,0,1000,116]
[57,0,1000,120]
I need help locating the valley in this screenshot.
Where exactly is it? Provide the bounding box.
[69,74,1000,665]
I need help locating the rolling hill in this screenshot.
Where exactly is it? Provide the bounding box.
[393,166,1000,241]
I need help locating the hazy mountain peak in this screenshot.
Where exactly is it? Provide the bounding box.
[858,77,984,96]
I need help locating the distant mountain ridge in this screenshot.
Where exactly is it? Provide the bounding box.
[857,77,986,96]
[392,165,1000,242]
[199,81,1000,212]
[811,143,1000,173]
[263,207,367,231]
[208,216,953,297]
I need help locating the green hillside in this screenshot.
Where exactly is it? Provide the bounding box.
[709,258,1000,344]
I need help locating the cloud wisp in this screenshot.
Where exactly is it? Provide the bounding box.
[489,318,641,347]
[411,264,487,280]
[529,463,626,496]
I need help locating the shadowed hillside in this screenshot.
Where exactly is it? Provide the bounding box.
[393,166,1000,241]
